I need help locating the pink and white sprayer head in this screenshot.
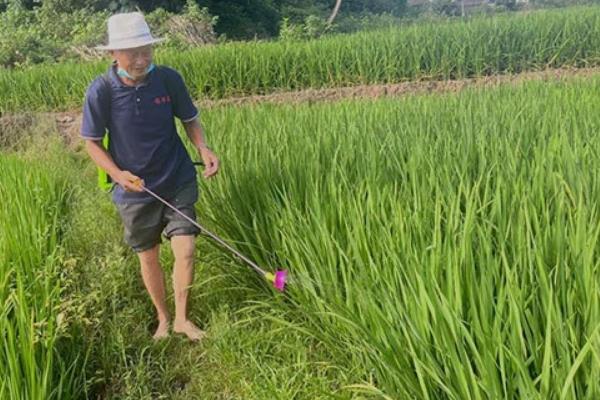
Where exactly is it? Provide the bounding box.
[265,270,288,292]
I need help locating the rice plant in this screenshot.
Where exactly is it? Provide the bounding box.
[2,6,600,112]
[0,156,81,400]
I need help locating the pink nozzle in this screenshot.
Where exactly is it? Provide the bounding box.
[273,270,288,292]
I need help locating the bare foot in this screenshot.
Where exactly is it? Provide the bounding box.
[173,319,205,342]
[153,320,170,340]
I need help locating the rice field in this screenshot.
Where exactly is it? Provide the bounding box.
[2,8,600,397]
[190,76,600,398]
[2,6,600,112]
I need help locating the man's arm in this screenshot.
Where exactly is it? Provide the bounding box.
[182,118,219,179]
[84,139,144,192]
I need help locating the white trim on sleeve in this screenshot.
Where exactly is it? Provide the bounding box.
[80,135,104,141]
[181,112,199,123]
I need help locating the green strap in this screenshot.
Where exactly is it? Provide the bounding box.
[97,71,113,191]
[97,134,113,191]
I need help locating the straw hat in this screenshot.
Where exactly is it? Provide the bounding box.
[96,12,164,51]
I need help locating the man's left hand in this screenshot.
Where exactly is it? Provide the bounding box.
[199,147,219,178]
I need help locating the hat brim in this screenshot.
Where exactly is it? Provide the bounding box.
[95,37,165,51]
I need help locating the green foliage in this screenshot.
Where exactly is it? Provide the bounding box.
[279,0,330,22]
[0,1,217,68]
[198,0,281,39]
[303,14,330,38]
[530,0,600,6]
[343,0,408,15]
[0,4,108,67]
[279,14,331,41]
[430,0,463,16]
[331,11,403,34]
[279,16,305,41]
[37,0,106,12]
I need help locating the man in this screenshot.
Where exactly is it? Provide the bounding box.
[80,12,219,341]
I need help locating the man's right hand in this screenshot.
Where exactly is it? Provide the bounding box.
[114,170,144,192]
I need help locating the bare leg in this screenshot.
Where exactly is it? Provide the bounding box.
[171,235,205,341]
[137,244,170,339]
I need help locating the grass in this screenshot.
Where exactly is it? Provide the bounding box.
[2,6,600,112]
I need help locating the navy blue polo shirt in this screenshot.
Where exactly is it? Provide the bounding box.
[80,64,198,204]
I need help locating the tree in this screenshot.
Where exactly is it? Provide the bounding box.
[327,0,341,24]
[198,0,280,39]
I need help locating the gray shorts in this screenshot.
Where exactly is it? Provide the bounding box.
[115,181,201,253]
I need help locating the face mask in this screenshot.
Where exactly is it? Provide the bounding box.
[117,63,155,79]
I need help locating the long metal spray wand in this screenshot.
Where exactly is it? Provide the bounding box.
[137,182,288,291]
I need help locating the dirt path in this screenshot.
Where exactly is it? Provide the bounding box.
[197,66,600,108]
[2,66,600,146]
